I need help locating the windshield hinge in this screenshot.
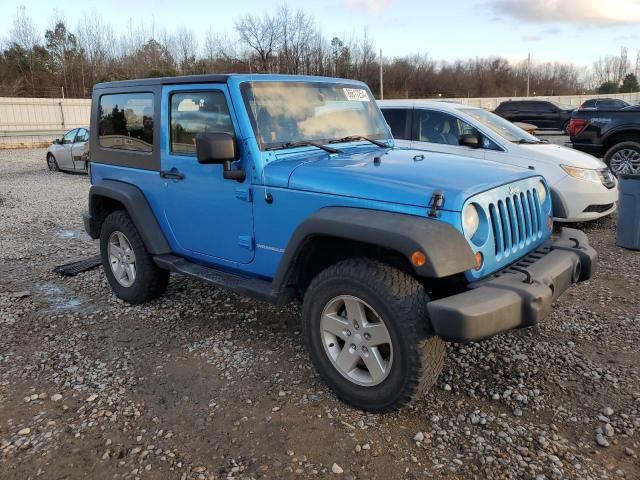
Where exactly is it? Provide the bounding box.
[428,190,445,218]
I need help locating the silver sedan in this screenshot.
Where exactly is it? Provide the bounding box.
[46,127,90,173]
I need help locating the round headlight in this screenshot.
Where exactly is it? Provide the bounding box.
[538,180,547,204]
[463,204,480,238]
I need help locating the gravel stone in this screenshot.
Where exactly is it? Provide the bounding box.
[1,147,639,479]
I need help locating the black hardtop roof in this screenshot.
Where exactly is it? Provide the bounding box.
[92,73,362,90]
[93,74,232,90]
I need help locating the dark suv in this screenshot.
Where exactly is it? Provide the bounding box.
[578,98,630,111]
[494,100,575,133]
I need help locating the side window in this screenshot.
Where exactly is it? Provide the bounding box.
[99,93,154,152]
[75,129,89,143]
[63,129,78,144]
[537,102,556,113]
[170,91,235,154]
[416,110,464,146]
[381,109,411,140]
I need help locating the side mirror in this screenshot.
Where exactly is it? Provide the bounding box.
[459,133,481,149]
[195,132,245,181]
[54,138,61,145]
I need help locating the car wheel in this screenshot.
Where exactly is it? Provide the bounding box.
[47,154,59,172]
[561,121,570,135]
[605,141,640,176]
[302,258,446,413]
[100,210,170,304]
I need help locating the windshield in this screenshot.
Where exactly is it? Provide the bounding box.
[461,108,540,143]
[550,101,575,111]
[241,82,390,150]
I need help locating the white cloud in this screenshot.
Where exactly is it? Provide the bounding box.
[490,0,640,25]
[343,0,391,13]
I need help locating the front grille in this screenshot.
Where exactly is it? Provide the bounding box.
[598,169,616,189]
[584,203,615,213]
[488,188,544,261]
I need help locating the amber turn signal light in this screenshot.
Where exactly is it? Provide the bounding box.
[474,251,484,270]
[411,251,427,267]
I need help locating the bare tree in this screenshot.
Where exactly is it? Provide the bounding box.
[235,12,280,72]
[173,27,198,74]
[77,11,115,86]
[9,5,40,94]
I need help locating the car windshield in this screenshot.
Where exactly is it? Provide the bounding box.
[241,81,390,150]
[461,108,541,143]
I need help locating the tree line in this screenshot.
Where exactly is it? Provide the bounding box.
[1,5,639,99]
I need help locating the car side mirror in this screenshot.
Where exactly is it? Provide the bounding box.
[195,132,245,181]
[459,133,481,149]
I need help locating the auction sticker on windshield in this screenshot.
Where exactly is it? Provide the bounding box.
[343,88,370,102]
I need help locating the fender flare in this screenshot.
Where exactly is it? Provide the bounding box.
[86,179,171,255]
[272,207,476,291]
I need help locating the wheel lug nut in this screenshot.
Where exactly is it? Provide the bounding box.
[343,329,351,337]
[364,333,371,341]
[362,346,368,353]
[350,344,356,351]
[353,322,360,330]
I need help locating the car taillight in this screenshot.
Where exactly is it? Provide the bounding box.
[568,118,588,137]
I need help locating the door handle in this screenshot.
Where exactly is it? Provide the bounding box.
[160,168,185,180]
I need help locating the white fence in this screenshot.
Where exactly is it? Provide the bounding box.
[0,97,90,149]
[1,91,639,148]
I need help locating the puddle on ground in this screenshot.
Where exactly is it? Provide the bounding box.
[35,282,92,312]
[57,230,91,240]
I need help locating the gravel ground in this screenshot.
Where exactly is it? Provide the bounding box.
[1,148,639,480]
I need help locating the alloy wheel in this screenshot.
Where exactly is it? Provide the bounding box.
[610,148,640,175]
[108,231,137,287]
[320,295,393,386]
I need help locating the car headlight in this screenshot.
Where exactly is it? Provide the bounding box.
[537,179,547,204]
[560,165,602,184]
[462,204,480,238]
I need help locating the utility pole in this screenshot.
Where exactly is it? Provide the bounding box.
[379,48,384,100]
[526,53,531,97]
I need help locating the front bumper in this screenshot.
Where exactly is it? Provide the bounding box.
[551,176,618,222]
[427,227,596,343]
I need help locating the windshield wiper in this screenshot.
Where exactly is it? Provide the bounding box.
[328,135,389,148]
[265,141,342,154]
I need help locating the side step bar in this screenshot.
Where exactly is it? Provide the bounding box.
[153,255,293,305]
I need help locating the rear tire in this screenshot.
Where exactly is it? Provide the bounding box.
[604,141,640,176]
[561,120,570,135]
[100,210,169,304]
[47,154,59,172]
[302,258,446,412]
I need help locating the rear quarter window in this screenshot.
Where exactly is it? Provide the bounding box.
[98,93,154,152]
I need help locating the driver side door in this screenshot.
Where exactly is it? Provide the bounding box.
[57,129,78,170]
[158,84,254,265]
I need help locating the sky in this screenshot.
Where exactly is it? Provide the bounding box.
[2,0,640,67]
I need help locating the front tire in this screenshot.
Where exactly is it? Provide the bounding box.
[605,141,640,176]
[100,210,169,304]
[302,258,446,412]
[562,120,570,135]
[47,154,59,172]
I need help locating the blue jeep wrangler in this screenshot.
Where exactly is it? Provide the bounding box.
[83,74,596,412]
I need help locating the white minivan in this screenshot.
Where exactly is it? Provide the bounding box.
[379,100,618,222]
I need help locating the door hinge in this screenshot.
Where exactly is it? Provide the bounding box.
[238,235,254,251]
[235,187,252,202]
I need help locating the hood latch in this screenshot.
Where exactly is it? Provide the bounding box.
[428,190,445,218]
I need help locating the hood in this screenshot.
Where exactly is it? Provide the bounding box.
[517,143,606,169]
[263,147,536,212]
